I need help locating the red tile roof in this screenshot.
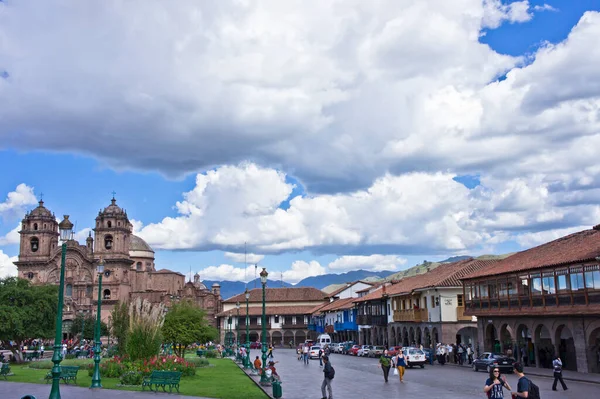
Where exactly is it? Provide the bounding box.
[317,297,356,313]
[463,226,600,279]
[223,287,326,303]
[353,259,499,302]
[216,305,317,317]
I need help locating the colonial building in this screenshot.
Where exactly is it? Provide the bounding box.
[15,198,222,337]
[218,287,327,346]
[462,224,600,374]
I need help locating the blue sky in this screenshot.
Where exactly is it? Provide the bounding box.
[1,1,599,282]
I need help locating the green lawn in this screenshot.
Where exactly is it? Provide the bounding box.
[5,358,268,399]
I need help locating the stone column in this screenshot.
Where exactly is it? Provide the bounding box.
[573,318,589,373]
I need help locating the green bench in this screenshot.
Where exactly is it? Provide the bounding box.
[142,371,182,393]
[44,366,80,384]
[25,352,40,361]
[1,363,11,380]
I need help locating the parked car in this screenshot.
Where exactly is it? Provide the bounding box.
[357,345,372,357]
[333,343,344,353]
[370,346,386,357]
[472,352,514,373]
[342,342,356,354]
[309,345,322,359]
[348,345,361,356]
[388,346,403,357]
[403,347,427,368]
[250,342,262,349]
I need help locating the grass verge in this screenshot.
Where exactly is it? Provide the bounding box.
[5,358,267,399]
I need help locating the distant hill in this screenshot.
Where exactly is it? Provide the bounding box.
[476,253,515,260]
[294,269,396,290]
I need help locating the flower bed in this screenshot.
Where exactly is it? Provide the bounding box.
[87,355,196,378]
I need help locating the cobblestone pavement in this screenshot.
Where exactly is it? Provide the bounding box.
[249,348,600,399]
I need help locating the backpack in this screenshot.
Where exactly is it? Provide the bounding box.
[527,378,541,399]
[327,365,335,379]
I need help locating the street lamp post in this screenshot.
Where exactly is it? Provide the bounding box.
[259,268,269,385]
[227,314,232,347]
[236,301,240,348]
[49,215,73,399]
[90,258,104,389]
[245,288,250,368]
[80,310,85,341]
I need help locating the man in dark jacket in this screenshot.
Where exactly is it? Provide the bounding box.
[321,355,333,399]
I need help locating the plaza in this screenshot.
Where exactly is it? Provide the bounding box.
[245,348,600,399]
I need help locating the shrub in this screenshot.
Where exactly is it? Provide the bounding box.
[64,354,76,360]
[186,357,209,367]
[86,355,196,378]
[119,371,143,385]
[204,350,218,358]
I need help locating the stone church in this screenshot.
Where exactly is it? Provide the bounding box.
[15,197,222,338]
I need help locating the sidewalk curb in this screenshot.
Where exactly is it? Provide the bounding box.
[447,362,600,385]
[232,358,274,399]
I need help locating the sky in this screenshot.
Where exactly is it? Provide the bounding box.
[1,0,600,283]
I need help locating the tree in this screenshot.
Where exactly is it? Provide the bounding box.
[0,277,58,362]
[109,301,130,356]
[69,313,108,340]
[162,300,218,358]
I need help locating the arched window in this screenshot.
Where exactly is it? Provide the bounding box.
[66,284,72,297]
[27,272,34,280]
[107,221,112,228]
[30,237,39,252]
[33,223,38,230]
[103,289,111,300]
[43,224,46,229]
[136,262,142,271]
[104,235,113,249]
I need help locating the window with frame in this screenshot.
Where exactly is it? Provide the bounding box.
[585,268,600,290]
[66,284,72,297]
[499,282,507,297]
[570,267,585,291]
[274,315,279,323]
[507,278,518,296]
[542,272,556,294]
[556,269,569,292]
[488,282,498,298]
[519,277,530,296]
[431,296,435,308]
[457,294,464,307]
[531,274,542,295]
[480,284,489,298]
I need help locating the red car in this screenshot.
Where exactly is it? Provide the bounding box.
[388,346,403,357]
[349,345,361,356]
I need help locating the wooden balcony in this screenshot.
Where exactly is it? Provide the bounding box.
[456,306,473,322]
[281,323,308,329]
[392,309,428,322]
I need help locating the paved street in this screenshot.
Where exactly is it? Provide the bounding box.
[249,348,599,399]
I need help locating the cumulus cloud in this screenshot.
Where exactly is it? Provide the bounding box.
[328,255,407,272]
[224,252,265,264]
[195,264,255,283]
[138,163,600,257]
[0,250,17,278]
[0,224,21,245]
[0,184,38,220]
[533,4,558,12]
[482,1,532,30]
[73,227,93,243]
[282,261,327,284]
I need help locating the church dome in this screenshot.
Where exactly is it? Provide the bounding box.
[130,235,154,253]
[102,198,125,215]
[28,200,53,218]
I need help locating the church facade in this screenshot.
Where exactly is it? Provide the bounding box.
[14,197,222,338]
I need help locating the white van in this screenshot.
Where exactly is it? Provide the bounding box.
[316,334,332,347]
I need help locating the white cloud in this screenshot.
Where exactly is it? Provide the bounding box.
[0,250,18,278]
[130,219,144,234]
[533,4,558,12]
[328,255,407,272]
[0,184,38,220]
[224,252,265,264]
[0,224,20,245]
[515,225,588,248]
[73,227,92,243]
[482,1,533,29]
[282,260,327,284]
[195,264,255,283]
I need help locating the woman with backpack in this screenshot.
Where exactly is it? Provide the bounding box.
[395,348,407,383]
[484,367,511,398]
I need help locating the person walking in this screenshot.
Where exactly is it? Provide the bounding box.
[318,347,323,367]
[379,349,392,382]
[395,349,407,383]
[551,356,568,391]
[268,345,274,359]
[484,366,511,398]
[321,355,333,399]
[303,344,310,365]
[512,362,539,398]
